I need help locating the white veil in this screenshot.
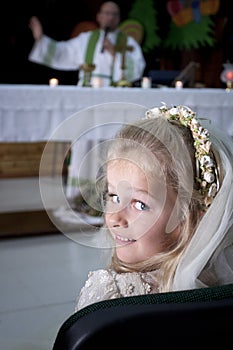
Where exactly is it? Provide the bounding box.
[173,124,233,290]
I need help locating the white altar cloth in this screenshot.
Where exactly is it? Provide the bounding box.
[1,85,233,141]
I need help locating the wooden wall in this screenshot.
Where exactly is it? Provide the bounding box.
[0,141,70,178]
[0,141,71,237]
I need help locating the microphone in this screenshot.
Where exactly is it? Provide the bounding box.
[101,26,110,53]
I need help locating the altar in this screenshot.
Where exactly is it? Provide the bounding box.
[1,84,233,236]
[1,84,233,142]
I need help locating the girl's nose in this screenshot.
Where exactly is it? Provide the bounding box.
[109,209,128,228]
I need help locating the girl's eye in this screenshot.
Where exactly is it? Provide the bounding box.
[112,195,120,203]
[134,201,149,211]
[109,194,120,204]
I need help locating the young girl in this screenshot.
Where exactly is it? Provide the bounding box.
[75,104,233,311]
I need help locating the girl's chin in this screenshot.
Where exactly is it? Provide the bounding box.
[116,247,140,264]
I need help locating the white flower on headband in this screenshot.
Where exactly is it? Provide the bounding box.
[200,155,214,168]
[145,104,219,207]
[204,172,215,183]
[145,107,161,119]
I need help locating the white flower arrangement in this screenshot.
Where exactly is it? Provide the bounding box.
[145,104,219,207]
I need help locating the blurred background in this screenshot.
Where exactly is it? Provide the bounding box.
[1,0,232,87]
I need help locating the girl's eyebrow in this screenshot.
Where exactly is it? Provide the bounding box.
[135,189,157,201]
[107,182,148,192]
[107,183,155,199]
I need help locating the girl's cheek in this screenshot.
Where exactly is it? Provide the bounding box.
[104,200,115,214]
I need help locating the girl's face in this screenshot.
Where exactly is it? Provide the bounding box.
[105,159,181,264]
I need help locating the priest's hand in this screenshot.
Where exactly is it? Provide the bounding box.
[29,16,43,41]
[102,38,116,57]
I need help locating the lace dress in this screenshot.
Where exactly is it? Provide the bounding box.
[75,269,159,312]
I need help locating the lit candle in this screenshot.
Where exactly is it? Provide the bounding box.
[225,70,233,81]
[175,80,183,89]
[49,78,59,87]
[141,77,151,88]
[92,77,103,88]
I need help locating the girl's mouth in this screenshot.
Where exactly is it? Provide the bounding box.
[115,235,136,245]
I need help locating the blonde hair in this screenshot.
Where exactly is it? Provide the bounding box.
[97,117,205,292]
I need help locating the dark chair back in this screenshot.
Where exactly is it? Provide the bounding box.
[53,284,233,350]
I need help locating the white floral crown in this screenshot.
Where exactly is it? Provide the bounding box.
[145,104,220,207]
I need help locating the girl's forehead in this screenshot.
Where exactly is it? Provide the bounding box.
[107,157,163,178]
[107,159,146,176]
[107,158,166,190]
